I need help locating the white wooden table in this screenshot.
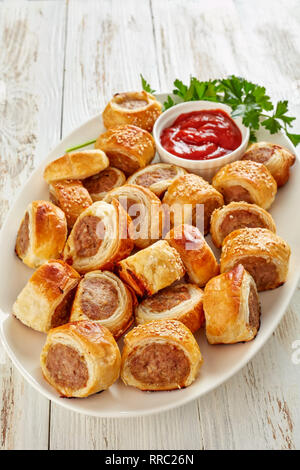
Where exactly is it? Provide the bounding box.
[1,0,300,450]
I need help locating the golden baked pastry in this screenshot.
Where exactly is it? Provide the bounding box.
[242,142,296,187]
[121,319,203,391]
[212,160,277,209]
[95,125,155,176]
[70,271,134,340]
[210,201,276,248]
[163,173,224,235]
[63,200,134,274]
[203,264,261,344]
[49,179,93,228]
[15,200,67,268]
[40,321,121,398]
[127,163,187,198]
[135,283,204,333]
[117,240,186,297]
[102,91,162,132]
[44,150,109,183]
[220,228,291,291]
[166,224,219,286]
[12,260,80,333]
[103,184,164,249]
[82,167,126,201]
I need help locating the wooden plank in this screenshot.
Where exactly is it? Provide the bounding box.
[61,0,161,136]
[50,0,205,449]
[0,0,66,450]
[3,0,299,450]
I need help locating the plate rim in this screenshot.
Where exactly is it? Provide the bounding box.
[0,95,299,418]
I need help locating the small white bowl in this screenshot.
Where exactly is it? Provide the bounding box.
[153,100,249,181]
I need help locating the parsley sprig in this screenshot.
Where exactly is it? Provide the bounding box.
[141,74,300,146]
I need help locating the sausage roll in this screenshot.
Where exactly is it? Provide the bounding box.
[70,271,134,340]
[82,167,126,201]
[210,202,276,248]
[102,91,162,132]
[242,142,296,187]
[203,264,261,344]
[135,283,204,333]
[117,240,186,297]
[49,180,93,228]
[127,163,187,198]
[121,319,203,391]
[12,260,80,333]
[40,321,121,398]
[63,200,134,274]
[15,200,67,268]
[162,173,224,235]
[166,224,219,286]
[103,184,163,249]
[43,149,109,183]
[220,228,291,291]
[212,160,277,209]
[95,125,155,176]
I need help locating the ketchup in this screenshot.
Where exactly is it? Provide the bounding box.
[160,109,242,160]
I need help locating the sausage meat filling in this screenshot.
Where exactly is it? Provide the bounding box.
[128,343,190,386]
[46,343,88,391]
[83,169,118,195]
[51,288,76,328]
[248,284,260,329]
[106,151,139,175]
[243,147,273,164]
[135,167,177,188]
[80,277,119,320]
[222,185,253,204]
[147,285,190,312]
[220,210,265,239]
[118,99,148,110]
[16,212,30,256]
[237,257,278,291]
[74,215,105,258]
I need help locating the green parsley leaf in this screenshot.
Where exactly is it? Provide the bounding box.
[163,95,175,110]
[140,74,156,94]
[286,132,300,147]
[141,74,300,146]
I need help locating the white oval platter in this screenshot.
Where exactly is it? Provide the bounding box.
[0,94,299,418]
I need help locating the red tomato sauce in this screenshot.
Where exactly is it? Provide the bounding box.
[160,109,242,160]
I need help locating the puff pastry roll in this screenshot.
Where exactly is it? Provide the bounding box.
[162,173,224,235]
[203,264,261,344]
[135,283,204,333]
[102,91,162,132]
[210,202,276,248]
[242,142,296,187]
[121,319,203,391]
[15,200,67,268]
[127,163,187,198]
[82,167,126,201]
[95,125,155,175]
[49,180,93,228]
[103,184,163,249]
[70,271,134,340]
[40,321,121,398]
[166,224,219,287]
[12,260,80,333]
[220,228,291,291]
[63,200,134,274]
[44,149,109,183]
[212,160,277,209]
[117,240,186,297]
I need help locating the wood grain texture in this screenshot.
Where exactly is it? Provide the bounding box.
[0,0,66,450]
[1,0,300,450]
